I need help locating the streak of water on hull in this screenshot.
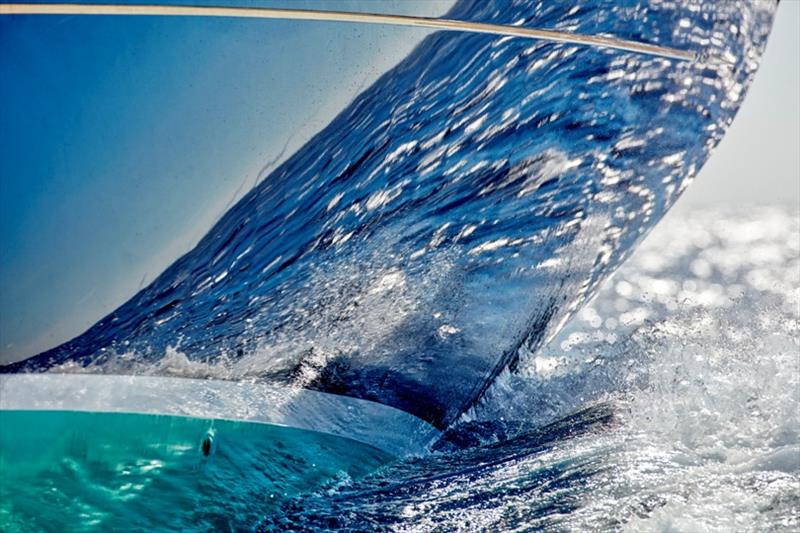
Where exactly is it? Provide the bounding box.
[0,3,695,60]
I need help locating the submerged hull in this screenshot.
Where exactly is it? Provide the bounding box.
[0,408,392,531]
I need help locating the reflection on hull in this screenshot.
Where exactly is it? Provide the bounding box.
[1,0,776,433]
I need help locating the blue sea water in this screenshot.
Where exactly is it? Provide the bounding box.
[257,205,798,532]
[1,0,794,531]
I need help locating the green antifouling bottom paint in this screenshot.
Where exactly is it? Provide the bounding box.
[0,410,394,531]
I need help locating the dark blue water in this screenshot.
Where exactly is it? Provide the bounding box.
[7,206,796,531]
[255,206,800,532]
[2,0,788,530]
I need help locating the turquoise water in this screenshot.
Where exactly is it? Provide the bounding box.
[0,411,393,531]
